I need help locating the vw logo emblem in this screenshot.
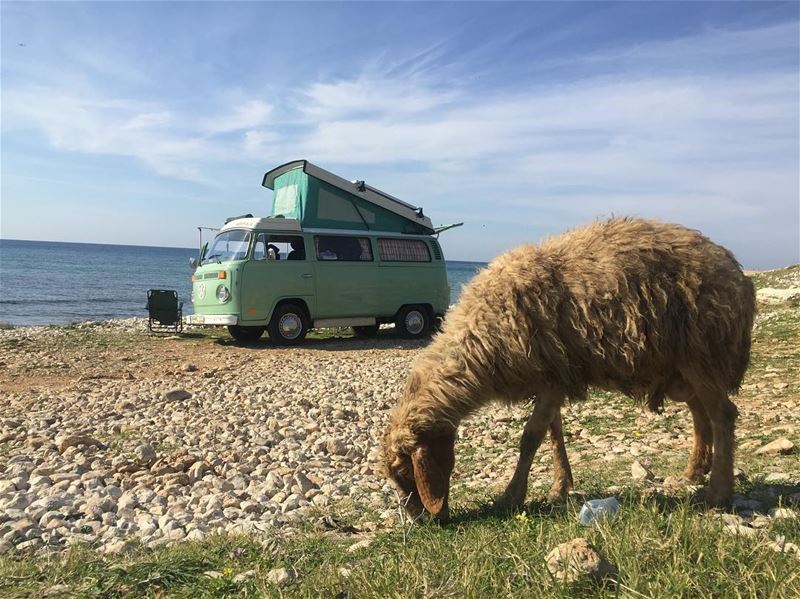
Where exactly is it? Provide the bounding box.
[197,282,206,300]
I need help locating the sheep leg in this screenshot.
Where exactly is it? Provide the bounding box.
[683,395,714,482]
[546,410,573,503]
[699,390,738,508]
[496,391,563,510]
[669,381,714,482]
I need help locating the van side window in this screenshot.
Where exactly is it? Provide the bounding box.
[315,236,373,262]
[378,238,431,262]
[252,234,305,261]
[286,237,305,260]
[253,234,268,260]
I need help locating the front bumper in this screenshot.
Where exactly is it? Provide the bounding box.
[186,314,238,326]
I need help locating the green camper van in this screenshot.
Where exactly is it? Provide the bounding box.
[186,160,455,344]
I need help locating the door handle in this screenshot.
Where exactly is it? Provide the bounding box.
[301,273,313,278]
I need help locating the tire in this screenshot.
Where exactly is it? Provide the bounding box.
[353,324,379,338]
[268,303,309,345]
[228,325,265,343]
[395,305,431,339]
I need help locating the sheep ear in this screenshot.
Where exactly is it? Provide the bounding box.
[411,435,455,515]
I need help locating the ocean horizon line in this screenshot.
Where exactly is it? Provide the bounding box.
[0,238,487,265]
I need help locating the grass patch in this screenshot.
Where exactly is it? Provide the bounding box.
[749,265,800,290]
[2,495,798,598]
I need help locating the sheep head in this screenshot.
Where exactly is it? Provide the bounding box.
[381,425,456,522]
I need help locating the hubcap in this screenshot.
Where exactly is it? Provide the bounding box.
[404,310,425,335]
[278,313,302,339]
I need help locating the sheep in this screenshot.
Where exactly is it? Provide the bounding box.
[381,217,755,521]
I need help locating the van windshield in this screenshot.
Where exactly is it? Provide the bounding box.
[202,230,251,264]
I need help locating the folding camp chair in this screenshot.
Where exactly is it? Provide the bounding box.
[146,289,183,333]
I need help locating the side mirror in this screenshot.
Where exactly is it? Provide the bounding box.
[188,257,198,270]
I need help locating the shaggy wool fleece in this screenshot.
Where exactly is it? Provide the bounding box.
[382,217,755,514]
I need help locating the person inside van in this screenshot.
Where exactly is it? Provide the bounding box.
[267,244,281,260]
[287,239,305,260]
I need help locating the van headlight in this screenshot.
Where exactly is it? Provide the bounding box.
[216,284,231,303]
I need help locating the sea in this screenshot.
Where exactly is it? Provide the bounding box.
[0,239,487,326]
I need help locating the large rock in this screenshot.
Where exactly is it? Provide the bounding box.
[294,472,317,495]
[545,538,617,584]
[325,439,348,456]
[56,434,105,454]
[770,508,798,520]
[755,438,795,455]
[163,388,192,402]
[149,451,198,476]
[135,444,157,465]
[187,460,211,483]
[631,461,654,481]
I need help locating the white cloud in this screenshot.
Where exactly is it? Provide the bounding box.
[7,91,209,181]
[243,129,279,157]
[300,77,459,120]
[1,90,277,181]
[122,111,173,130]
[202,100,273,135]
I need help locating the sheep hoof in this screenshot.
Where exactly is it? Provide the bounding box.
[682,466,711,483]
[703,488,731,509]
[546,489,569,505]
[684,473,708,485]
[494,491,526,513]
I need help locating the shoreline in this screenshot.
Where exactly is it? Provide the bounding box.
[2,264,796,329]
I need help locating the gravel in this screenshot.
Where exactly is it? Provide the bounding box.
[0,316,798,555]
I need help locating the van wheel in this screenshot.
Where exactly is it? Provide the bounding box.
[353,324,379,338]
[395,306,430,338]
[228,325,265,343]
[268,304,309,345]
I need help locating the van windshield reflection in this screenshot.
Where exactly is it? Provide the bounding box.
[201,230,251,265]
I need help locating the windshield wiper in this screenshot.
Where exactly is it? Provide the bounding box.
[203,253,223,265]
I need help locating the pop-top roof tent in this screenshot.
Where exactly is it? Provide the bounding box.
[262,160,436,235]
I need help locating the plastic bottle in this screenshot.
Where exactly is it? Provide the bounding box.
[578,497,620,526]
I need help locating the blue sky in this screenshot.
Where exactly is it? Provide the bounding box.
[1,1,798,267]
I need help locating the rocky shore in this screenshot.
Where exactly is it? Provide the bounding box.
[1,268,798,557]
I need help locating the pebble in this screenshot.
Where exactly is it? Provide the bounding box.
[232,570,256,583]
[347,538,374,553]
[764,472,791,483]
[769,540,800,559]
[545,537,617,584]
[266,567,296,586]
[723,523,759,538]
[102,539,137,555]
[770,507,798,520]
